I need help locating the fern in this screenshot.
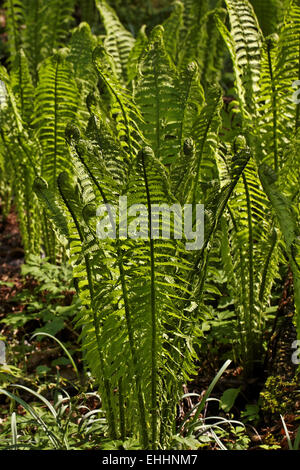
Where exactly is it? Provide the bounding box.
[95,0,135,83]
[162,1,184,64]
[34,51,79,192]
[3,0,23,61]
[10,49,34,126]
[216,0,262,117]
[134,26,182,164]
[127,25,148,83]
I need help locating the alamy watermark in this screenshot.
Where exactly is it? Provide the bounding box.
[292,340,300,365]
[292,80,300,104]
[0,340,6,364]
[96,197,204,251]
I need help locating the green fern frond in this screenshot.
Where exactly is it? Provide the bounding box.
[44,0,76,55]
[22,0,47,83]
[127,25,148,84]
[34,51,79,191]
[162,1,184,64]
[217,0,263,116]
[95,0,135,83]
[134,26,182,164]
[10,49,34,125]
[4,0,23,61]
[93,46,143,160]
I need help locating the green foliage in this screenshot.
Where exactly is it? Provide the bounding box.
[95,0,135,83]
[0,0,300,451]
[1,254,79,338]
[34,51,79,192]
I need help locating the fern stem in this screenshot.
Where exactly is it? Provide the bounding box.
[192,114,214,208]
[118,378,125,441]
[259,228,277,303]
[57,177,118,440]
[141,149,157,450]
[296,37,300,132]
[7,0,21,58]
[227,206,247,353]
[242,173,254,373]
[267,41,278,173]
[94,70,135,160]
[53,59,59,192]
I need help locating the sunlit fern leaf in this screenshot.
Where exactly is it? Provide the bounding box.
[181,0,209,34]
[134,26,183,165]
[34,51,79,192]
[217,0,263,117]
[179,62,205,144]
[162,1,184,64]
[65,122,124,208]
[67,23,98,127]
[177,9,208,73]
[56,171,119,441]
[95,0,135,84]
[254,34,282,171]
[97,146,197,448]
[33,177,69,238]
[189,144,251,307]
[127,25,148,84]
[191,85,223,205]
[201,4,226,87]
[67,22,97,90]
[169,63,205,203]
[44,0,76,56]
[10,50,34,126]
[21,0,48,84]
[84,112,130,189]
[4,0,23,61]
[93,46,143,160]
[0,65,23,133]
[178,4,225,86]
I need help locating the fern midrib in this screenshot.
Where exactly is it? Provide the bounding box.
[8,0,19,56]
[53,60,59,192]
[32,1,41,84]
[97,70,135,160]
[179,72,193,152]
[154,53,161,160]
[17,53,24,117]
[58,176,118,440]
[267,43,278,172]
[296,36,300,132]
[242,172,255,370]
[192,113,215,208]
[141,150,157,450]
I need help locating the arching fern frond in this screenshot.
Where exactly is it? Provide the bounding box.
[95,0,135,83]
[134,26,182,165]
[4,0,23,61]
[34,51,79,191]
[10,49,34,126]
[162,1,184,64]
